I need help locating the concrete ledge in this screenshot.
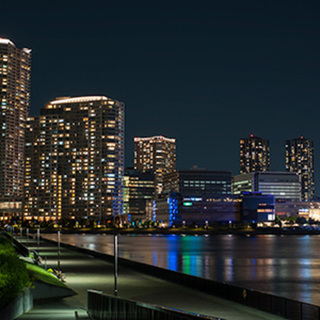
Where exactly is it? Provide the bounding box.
[2,232,30,257]
[0,288,33,320]
[32,280,76,300]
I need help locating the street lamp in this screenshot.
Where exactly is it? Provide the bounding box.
[114,229,118,296]
[57,230,61,271]
[37,226,40,249]
[26,228,29,247]
[113,215,120,296]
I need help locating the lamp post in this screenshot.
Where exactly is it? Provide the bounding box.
[114,229,118,296]
[113,214,120,297]
[26,228,29,247]
[57,230,61,271]
[37,226,40,249]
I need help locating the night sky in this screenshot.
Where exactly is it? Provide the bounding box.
[2,1,320,192]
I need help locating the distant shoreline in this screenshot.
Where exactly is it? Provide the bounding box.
[26,227,320,236]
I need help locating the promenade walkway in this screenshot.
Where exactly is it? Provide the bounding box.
[16,236,286,320]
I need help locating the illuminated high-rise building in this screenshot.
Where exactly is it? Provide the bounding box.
[286,137,314,201]
[134,135,176,195]
[240,135,270,174]
[0,38,31,219]
[24,96,124,222]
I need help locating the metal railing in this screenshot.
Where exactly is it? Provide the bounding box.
[87,290,221,320]
[243,292,320,320]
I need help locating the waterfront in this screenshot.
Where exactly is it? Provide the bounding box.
[42,233,320,306]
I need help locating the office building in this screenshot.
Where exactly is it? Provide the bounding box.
[285,137,314,201]
[156,192,239,227]
[124,168,154,223]
[232,171,301,201]
[156,168,235,226]
[240,135,270,174]
[134,135,176,195]
[24,96,124,222]
[163,168,232,197]
[0,38,31,220]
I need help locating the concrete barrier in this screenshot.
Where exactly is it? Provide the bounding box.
[0,288,33,320]
[2,231,30,257]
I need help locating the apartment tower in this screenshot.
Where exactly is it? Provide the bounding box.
[134,135,176,195]
[240,135,270,174]
[285,137,314,201]
[0,38,31,219]
[24,96,124,221]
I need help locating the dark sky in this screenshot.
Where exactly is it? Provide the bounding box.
[2,0,320,189]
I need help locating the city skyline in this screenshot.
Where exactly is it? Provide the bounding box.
[3,3,320,318]
[1,38,318,197]
[2,1,320,191]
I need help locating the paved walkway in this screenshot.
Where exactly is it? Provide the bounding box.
[15,236,286,320]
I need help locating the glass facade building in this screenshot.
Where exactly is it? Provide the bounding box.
[163,169,232,197]
[0,38,31,219]
[24,96,124,222]
[240,135,270,174]
[285,137,314,202]
[232,171,301,201]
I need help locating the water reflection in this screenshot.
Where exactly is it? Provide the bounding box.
[168,251,178,271]
[42,233,320,306]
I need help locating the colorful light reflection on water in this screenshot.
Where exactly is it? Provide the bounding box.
[42,233,320,306]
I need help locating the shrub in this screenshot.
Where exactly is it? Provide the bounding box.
[0,238,30,309]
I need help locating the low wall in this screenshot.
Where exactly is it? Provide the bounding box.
[32,280,76,300]
[0,288,33,320]
[87,289,220,320]
[43,236,320,320]
[2,231,30,257]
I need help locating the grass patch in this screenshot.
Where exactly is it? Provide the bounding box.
[0,237,30,309]
[25,263,67,288]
